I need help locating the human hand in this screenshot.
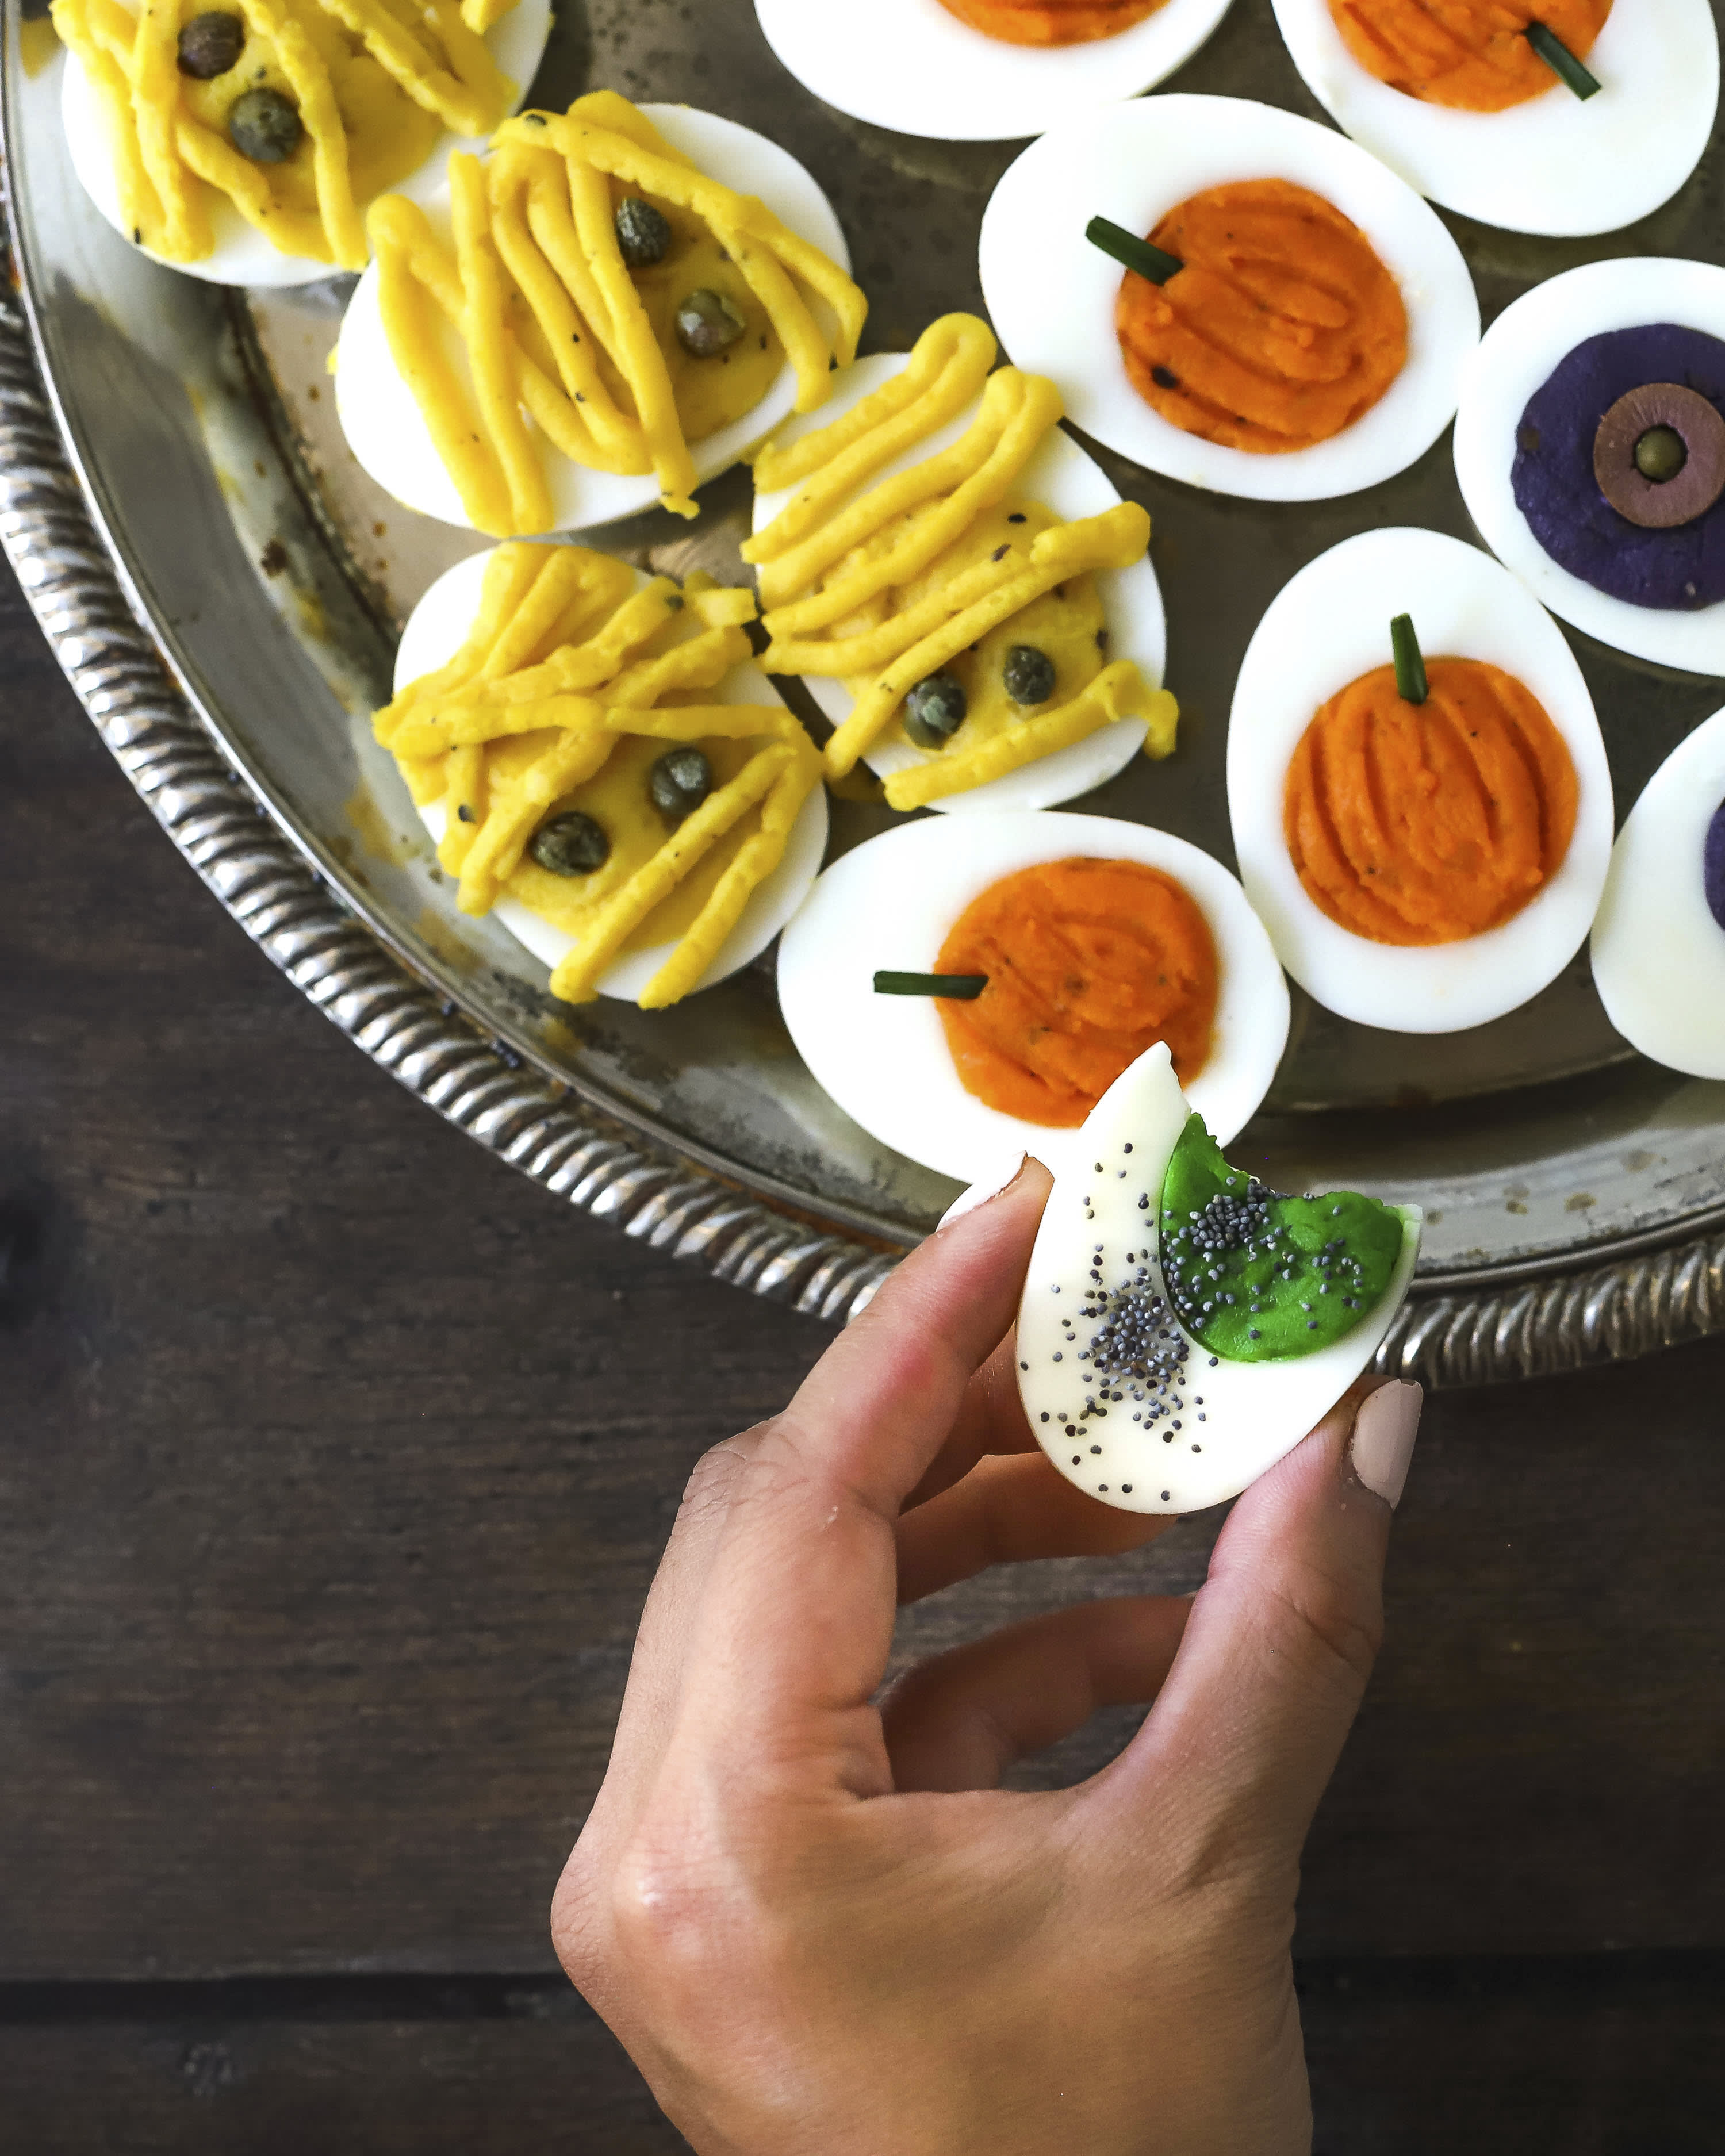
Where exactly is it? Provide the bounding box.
[554,1160,1423,2155]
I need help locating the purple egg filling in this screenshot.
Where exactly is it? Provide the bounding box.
[1706,797,1725,933]
[1511,325,1725,612]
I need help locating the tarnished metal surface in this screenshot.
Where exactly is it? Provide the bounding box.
[6,0,1725,1378]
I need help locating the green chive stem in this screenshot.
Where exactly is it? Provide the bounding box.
[1086,215,1183,287]
[873,971,988,1000]
[1525,21,1601,99]
[1391,614,1428,706]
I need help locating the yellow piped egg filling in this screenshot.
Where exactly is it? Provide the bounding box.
[375,541,823,1007]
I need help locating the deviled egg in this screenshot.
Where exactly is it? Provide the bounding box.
[55,0,553,287]
[1228,527,1613,1033]
[1016,1041,1420,1515]
[1590,702,1725,1079]
[752,0,1235,144]
[1271,0,1717,238]
[979,94,1479,501]
[389,545,829,1006]
[1454,258,1725,675]
[776,810,1289,1183]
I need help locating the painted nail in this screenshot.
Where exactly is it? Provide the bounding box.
[937,1151,1028,1231]
[1350,1380,1423,1510]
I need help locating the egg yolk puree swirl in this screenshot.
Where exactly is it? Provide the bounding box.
[1115,180,1407,455]
[1326,0,1612,111]
[936,0,1163,45]
[935,857,1218,1125]
[1284,658,1577,945]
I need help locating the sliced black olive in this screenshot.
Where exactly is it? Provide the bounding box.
[903,672,967,749]
[1634,425,1688,483]
[675,288,745,359]
[1003,644,1056,707]
[615,196,672,270]
[649,747,713,824]
[1593,381,1725,530]
[177,10,245,78]
[227,86,302,164]
[531,810,610,876]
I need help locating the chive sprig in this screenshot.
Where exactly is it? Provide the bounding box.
[1086,215,1183,287]
[1391,613,1428,706]
[1525,21,1601,99]
[873,971,988,1000]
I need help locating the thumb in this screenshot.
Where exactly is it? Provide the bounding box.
[1084,1379,1423,1889]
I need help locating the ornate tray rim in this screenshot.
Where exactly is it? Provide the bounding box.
[3,117,1722,1386]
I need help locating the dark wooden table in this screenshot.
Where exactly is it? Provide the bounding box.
[3,548,1722,2151]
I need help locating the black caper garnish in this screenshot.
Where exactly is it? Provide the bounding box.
[1003,644,1056,707]
[903,672,967,749]
[1634,425,1688,484]
[615,196,672,270]
[177,10,245,78]
[675,288,746,358]
[649,747,714,824]
[228,85,302,164]
[531,810,610,876]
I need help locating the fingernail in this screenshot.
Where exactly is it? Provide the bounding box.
[937,1151,1028,1231]
[1350,1380,1423,1510]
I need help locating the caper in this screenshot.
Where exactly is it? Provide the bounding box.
[1003,644,1057,707]
[177,10,244,78]
[1634,424,1688,484]
[227,85,302,164]
[903,672,967,749]
[649,747,714,824]
[531,810,610,876]
[675,287,746,358]
[615,196,672,270]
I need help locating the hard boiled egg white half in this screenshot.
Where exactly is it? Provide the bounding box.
[775,810,1289,1184]
[1016,1041,1421,1516]
[1228,527,1613,1033]
[1271,0,1717,239]
[1454,258,1725,676]
[979,94,1479,502]
[1591,702,1725,1079]
[59,0,553,288]
[393,548,829,1000]
[752,351,1168,812]
[752,0,1235,145]
[337,107,851,532]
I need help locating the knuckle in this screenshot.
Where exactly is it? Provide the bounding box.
[1271,1562,1384,1690]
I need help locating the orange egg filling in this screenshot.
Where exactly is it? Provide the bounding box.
[1326,0,1612,112]
[1114,178,1408,455]
[936,0,1164,45]
[934,857,1219,1126]
[1283,657,1578,946]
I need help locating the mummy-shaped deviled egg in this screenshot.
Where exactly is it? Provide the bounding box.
[749,314,1175,812]
[752,0,1236,144]
[776,810,1289,1184]
[55,0,553,287]
[1228,528,1613,1034]
[335,94,865,534]
[1590,703,1725,1079]
[1270,0,1717,239]
[1454,259,1725,676]
[979,95,1479,501]
[382,542,827,1008]
[1016,1042,1421,1516]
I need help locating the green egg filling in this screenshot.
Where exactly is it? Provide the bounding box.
[1159,1115,1404,1363]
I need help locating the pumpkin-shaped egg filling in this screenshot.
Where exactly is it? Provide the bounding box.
[1324,0,1611,110]
[1114,178,1408,454]
[937,0,1165,46]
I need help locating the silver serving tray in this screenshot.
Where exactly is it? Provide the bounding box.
[6,0,1725,1380]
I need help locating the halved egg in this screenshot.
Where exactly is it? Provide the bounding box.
[1016,1041,1421,1516]
[751,348,1169,812]
[393,548,829,1002]
[752,0,1235,144]
[776,809,1289,1183]
[1228,526,1613,1033]
[979,93,1479,501]
[1590,702,1725,1079]
[336,105,854,533]
[1454,258,1725,676]
[57,0,553,288]
[1271,0,1716,238]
